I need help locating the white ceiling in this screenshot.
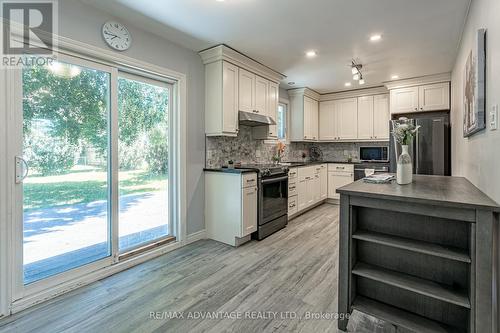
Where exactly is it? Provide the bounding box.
[85,0,471,93]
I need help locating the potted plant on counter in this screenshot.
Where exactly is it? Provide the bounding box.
[392,118,420,185]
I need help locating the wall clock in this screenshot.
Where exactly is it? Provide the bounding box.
[102,21,131,51]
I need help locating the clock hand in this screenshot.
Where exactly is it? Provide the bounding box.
[104,31,118,38]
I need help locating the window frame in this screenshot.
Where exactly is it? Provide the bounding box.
[1,35,188,314]
[278,98,290,143]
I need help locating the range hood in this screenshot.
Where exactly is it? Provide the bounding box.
[238,111,276,127]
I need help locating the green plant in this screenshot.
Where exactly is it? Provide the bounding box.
[145,125,168,174]
[392,118,421,145]
[24,128,77,175]
[119,138,146,170]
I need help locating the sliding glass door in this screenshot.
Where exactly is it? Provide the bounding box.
[117,73,171,251]
[21,57,112,284]
[13,53,175,293]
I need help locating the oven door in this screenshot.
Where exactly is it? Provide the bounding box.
[259,175,288,225]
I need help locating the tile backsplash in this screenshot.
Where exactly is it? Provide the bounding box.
[205,126,389,168]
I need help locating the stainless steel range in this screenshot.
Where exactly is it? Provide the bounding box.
[239,164,289,240]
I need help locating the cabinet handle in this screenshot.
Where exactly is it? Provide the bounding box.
[420,107,423,110]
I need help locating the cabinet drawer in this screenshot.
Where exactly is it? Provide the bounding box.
[288,181,297,197]
[328,164,354,173]
[288,168,298,180]
[242,173,257,188]
[288,196,298,216]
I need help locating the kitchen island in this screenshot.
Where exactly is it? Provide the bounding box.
[337,175,499,333]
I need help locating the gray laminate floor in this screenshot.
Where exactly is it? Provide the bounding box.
[0,203,381,333]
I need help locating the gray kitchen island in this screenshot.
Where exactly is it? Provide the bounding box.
[337,175,499,333]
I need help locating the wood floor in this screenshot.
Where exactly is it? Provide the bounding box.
[0,204,347,333]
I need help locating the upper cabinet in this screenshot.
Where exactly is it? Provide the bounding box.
[289,88,320,141]
[390,82,450,115]
[319,101,337,141]
[373,94,390,140]
[337,98,358,140]
[200,45,285,137]
[238,69,255,113]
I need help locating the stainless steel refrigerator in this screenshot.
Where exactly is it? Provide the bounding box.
[389,111,451,176]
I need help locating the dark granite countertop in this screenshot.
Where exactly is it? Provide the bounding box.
[282,160,361,167]
[203,167,257,174]
[337,174,499,211]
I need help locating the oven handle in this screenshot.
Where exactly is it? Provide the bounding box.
[261,176,289,184]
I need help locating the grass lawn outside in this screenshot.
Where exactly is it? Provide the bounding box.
[24,167,167,210]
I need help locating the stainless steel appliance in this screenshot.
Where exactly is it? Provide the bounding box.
[354,162,390,181]
[239,164,289,240]
[389,111,451,175]
[359,146,389,162]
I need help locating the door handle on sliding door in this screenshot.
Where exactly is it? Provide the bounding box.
[15,156,29,184]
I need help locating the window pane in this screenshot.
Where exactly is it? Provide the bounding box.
[277,103,287,140]
[118,76,170,251]
[22,60,111,284]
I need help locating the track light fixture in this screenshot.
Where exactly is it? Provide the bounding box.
[351,60,365,85]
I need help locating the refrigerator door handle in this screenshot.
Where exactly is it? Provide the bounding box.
[415,126,419,174]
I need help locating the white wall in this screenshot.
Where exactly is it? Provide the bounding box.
[59,0,205,235]
[451,0,500,204]
[451,0,500,329]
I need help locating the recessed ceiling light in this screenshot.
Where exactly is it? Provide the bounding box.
[306,50,317,58]
[288,81,295,85]
[370,34,382,42]
[359,79,365,85]
[391,75,399,80]
[345,82,352,87]
[216,0,225,2]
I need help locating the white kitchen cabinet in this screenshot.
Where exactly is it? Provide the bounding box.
[238,68,255,113]
[373,94,390,140]
[252,80,279,139]
[357,94,390,140]
[390,82,450,114]
[319,101,337,141]
[242,186,258,236]
[254,76,269,115]
[320,165,328,200]
[337,98,358,140]
[205,171,258,246]
[205,61,239,136]
[390,86,419,114]
[357,96,374,140]
[418,82,450,111]
[327,164,354,200]
[289,88,320,141]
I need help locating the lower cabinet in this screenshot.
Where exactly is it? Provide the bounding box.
[327,164,354,199]
[205,171,258,246]
[295,164,328,215]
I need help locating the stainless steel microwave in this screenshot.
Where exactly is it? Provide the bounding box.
[359,146,389,162]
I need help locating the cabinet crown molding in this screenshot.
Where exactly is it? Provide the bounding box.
[199,44,285,83]
[287,87,321,100]
[384,72,451,90]
[320,86,389,101]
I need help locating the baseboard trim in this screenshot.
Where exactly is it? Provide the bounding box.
[186,229,207,244]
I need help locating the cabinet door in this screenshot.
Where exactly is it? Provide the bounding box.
[222,62,239,134]
[328,172,354,199]
[238,69,255,113]
[418,83,450,111]
[313,174,321,203]
[254,76,269,115]
[297,179,308,211]
[390,87,419,114]
[320,166,328,200]
[319,101,336,141]
[373,94,390,140]
[337,98,358,140]
[241,186,258,236]
[357,96,374,140]
[267,81,279,137]
[310,99,319,140]
[303,96,314,140]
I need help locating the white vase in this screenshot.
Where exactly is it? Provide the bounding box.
[397,145,413,185]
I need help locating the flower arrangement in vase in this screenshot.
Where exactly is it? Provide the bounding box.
[392,118,420,185]
[272,142,286,164]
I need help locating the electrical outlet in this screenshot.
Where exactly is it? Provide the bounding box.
[491,105,498,130]
[255,150,261,158]
[343,150,349,156]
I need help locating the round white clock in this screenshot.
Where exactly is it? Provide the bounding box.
[102,21,131,51]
